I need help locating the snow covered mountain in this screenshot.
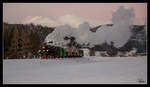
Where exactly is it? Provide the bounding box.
[22,15,110,28]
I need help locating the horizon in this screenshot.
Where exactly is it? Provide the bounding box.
[3,3,147,27]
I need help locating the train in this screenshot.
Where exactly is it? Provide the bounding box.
[38,44,84,59]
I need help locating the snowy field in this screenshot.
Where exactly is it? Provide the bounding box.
[3,56,147,84]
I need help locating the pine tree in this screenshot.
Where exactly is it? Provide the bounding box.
[4,23,11,59]
[8,25,19,59]
[7,25,32,59]
[29,30,40,58]
[18,25,32,58]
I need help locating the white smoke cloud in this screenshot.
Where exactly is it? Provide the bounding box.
[45,6,135,48]
[45,24,77,46]
[96,6,135,48]
[75,22,91,44]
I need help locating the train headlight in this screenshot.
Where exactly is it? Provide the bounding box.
[47,50,48,51]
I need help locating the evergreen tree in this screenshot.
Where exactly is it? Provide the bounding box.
[7,25,32,59]
[29,31,40,57]
[18,25,32,58]
[3,23,11,59]
[8,25,19,59]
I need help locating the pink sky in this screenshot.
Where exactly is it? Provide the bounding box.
[3,3,147,25]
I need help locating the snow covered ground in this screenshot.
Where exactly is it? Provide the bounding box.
[3,56,147,84]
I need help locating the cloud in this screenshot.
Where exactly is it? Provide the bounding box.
[58,14,85,27]
[22,14,110,27]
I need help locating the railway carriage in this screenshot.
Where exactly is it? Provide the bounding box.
[39,44,84,59]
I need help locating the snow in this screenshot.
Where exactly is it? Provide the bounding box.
[3,56,147,84]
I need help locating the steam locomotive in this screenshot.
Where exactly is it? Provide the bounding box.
[38,44,84,59]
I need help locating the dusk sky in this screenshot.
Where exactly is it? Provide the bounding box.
[3,3,147,26]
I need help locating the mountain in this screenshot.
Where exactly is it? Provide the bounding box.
[22,15,109,28]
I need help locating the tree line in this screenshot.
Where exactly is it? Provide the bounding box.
[3,22,54,59]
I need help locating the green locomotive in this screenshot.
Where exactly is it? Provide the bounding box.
[39,44,84,59]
